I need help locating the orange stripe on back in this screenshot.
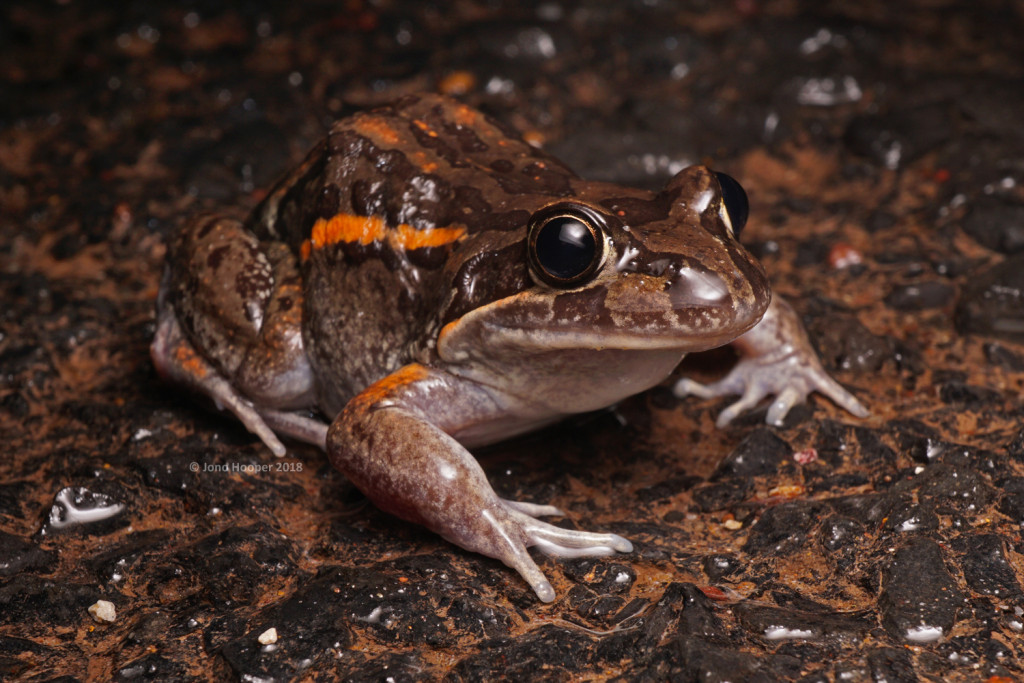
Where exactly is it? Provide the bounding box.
[354,117,401,145]
[309,213,466,251]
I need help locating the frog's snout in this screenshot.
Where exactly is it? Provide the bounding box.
[664,265,731,308]
[654,246,770,340]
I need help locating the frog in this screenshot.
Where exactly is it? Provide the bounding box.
[152,93,867,603]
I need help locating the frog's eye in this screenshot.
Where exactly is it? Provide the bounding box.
[528,204,607,288]
[715,172,749,237]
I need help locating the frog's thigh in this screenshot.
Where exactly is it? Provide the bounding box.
[327,364,632,602]
[155,215,320,453]
[167,214,314,410]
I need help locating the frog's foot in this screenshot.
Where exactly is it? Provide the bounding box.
[673,296,868,428]
[151,309,288,455]
[674,353,868,428]
[476,499,632,602]
[153,309,327,455]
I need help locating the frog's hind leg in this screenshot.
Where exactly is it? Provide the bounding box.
[153,297,330,453]
[153,214,324,454]
[152,308,289,455]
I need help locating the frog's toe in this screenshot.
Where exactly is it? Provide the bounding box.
[532,533,633,559]
[260,408,329,450]
[214,386,288,456]
[501,499,564,517]
[497,500,634,557]
[516,561,557,604]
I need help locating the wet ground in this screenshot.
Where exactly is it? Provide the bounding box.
[3,0,1024,680]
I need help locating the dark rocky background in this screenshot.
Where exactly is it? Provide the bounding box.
[3,0,1024,680]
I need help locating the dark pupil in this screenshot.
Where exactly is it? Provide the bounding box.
[715,171,749,235]
[535,216,595,279]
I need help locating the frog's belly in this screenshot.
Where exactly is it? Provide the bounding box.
[451,347,687,449]
[453,414,564,450]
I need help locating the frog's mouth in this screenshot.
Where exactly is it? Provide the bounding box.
[468,286,769,355]
[439,251,770,357]
[504,264,770,351]
[479,315,762,353]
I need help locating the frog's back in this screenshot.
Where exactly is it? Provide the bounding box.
[254,93,578,248]
[250,94,579,412]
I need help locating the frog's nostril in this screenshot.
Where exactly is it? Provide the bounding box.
[666,266,729,307]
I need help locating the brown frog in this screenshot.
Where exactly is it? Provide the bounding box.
[152,94,867,602]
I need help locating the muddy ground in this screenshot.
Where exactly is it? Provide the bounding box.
[3,0,1024,680]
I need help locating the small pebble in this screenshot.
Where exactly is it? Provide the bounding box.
[828,242,863,269]
[793,448,819,465]
[88,600,117,623]
[258,627,278,645]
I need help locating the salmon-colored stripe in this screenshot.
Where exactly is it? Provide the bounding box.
[309,213,466,251]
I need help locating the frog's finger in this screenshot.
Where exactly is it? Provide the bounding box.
[493,537,557,603]
[673,377,713,399]
[674,376,741,400]
[765,385,805,426]
[716,384,770,427]
[525,521,633,555]
[532,538,618,559]
[813,375,870,418]
[502,499,564,518]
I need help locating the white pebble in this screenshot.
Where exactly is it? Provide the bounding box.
[88,600,117,623]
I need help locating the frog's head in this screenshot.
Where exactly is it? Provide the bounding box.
[444,165,769,357]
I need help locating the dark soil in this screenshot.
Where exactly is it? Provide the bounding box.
[3,1,1024,680]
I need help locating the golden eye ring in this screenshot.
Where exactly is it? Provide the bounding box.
[527,203,608,288]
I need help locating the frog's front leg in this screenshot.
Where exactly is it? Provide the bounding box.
[674,297,869,427]
[327,363,632,603]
